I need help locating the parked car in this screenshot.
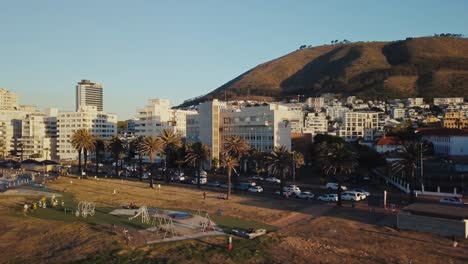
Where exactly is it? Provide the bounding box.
[237,183,251,191]
[296,191,314,199]
[325,182,347,191]
[248,186,263,193]
[251,175,264,181]
[206,181,221,187]
[341,191,362,201]
[317,194,338,202]
[439,197,464,205]
[220,183,234,189]
[265,177,281,183]
[350,189,370,197]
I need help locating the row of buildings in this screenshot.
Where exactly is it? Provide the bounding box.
[0,80,116,161]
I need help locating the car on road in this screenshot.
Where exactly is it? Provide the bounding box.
[237,183,251,191]
[350,189,370,197]
[248,186,264,193]
[251,175,264,181]
[265,177,281,183]
[296,191,314,199]
[191,177,207,185]
[317,194,338,202]
[220,183,234,189]
[341,191,363,201]
[325,182,347,191]
[283,185,301,195]
[439,197,464,205]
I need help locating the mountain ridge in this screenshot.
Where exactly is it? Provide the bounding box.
[179,37,468,107]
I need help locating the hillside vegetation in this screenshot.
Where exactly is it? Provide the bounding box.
[180,37,468,106]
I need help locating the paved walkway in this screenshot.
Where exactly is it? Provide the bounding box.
[0,189,61,197]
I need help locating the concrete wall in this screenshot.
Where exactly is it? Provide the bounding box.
[397,213,468,239]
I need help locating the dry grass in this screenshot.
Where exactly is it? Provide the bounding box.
[1,178,467,263]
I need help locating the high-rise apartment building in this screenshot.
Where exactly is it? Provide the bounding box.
[339,111,380,141]
[186,100,293,162]
[76,79,103,111]
[134,99,196,137]
[57,106,116,160]
[0,88,19,110]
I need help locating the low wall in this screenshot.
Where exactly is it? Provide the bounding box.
[397,213,468,239]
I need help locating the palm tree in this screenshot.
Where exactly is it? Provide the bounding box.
[267,146,293,196]
[220,153,239,200]
[106,136,124,178]
[185,142,210,188]
[316,142,358,206]
[159,129,182,183]
[224,135,250,180]
[71,129,95,176]
[94,138,105,177]
[139,136,163,188]
[392,141,423,202]
[292,151,305,182]
[129,136,145,181]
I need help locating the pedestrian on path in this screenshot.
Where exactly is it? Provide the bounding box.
[203,192,206,200]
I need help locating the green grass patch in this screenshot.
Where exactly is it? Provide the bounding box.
[22,188,151,229]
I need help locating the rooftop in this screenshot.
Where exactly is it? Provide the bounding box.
[415,128,468,136]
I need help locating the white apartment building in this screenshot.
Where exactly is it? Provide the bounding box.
[186,100,292,162]
[418,129,468,156]
[280,104,304,133]
[326,105,349,121]
[57,106,117,160]
[304,112,328,135]
[434,97,464,106]
[305,97,325,109]
[134,99,196,137]
[339,111,380,141]
[406,98,424,107]
[76,79,104,111]
[20,112,57,160]
[391,108,406,120]
[0,110,28,158]
[0,88,18,110]
[346,96,356,105]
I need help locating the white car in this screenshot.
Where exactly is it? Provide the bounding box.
[265,177,281,183]
[439,197,464,205]
[248,186,263,193]
[317,194,338,202]
[341,191,362,201]
[326,183,347,191]
[283,185,301,195]
[351,189,370,197]
[296,191,314,199]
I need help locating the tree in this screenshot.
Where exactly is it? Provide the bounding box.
[94,138,105,177]
[71,129,95,176]
[248,148,266,175]
[185,142,210,188]
[224,135,250,174]
[129,136,145,181]
[159,129,182,183]
[139,136,163,188]
[316,142,358,206]
[292,151,305,182]
[106,136,124,178]
[220,153,239,200]
[392,142,424,202]
[267,146,293,196]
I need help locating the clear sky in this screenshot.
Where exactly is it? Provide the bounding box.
[1,0,467,119]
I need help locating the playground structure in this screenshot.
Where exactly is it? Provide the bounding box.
[112,207,223,244]
[75,201,95,218]
[128,206,150,224]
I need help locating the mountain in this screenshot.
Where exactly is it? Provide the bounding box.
[179,37,468,107]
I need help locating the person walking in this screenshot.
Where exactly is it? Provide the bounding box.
[203,191,206,200]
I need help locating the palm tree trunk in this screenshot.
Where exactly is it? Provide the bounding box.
[280,173,284,197]
[138,155,143,181]
[83,149,88,179]
[409,168,415,203]
[197,162,201,188]
[337,181,343,207]
[227,169,231,200]
[114,156,118,178]
[95,149,99,177]
[78,148,82,176]
[150,161,155,188]
[165,156,170,184]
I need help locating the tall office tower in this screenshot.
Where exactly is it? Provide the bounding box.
[0,88,19,110]
[76,79,103,111]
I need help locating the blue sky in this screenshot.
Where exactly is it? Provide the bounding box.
[1,0,467,119]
